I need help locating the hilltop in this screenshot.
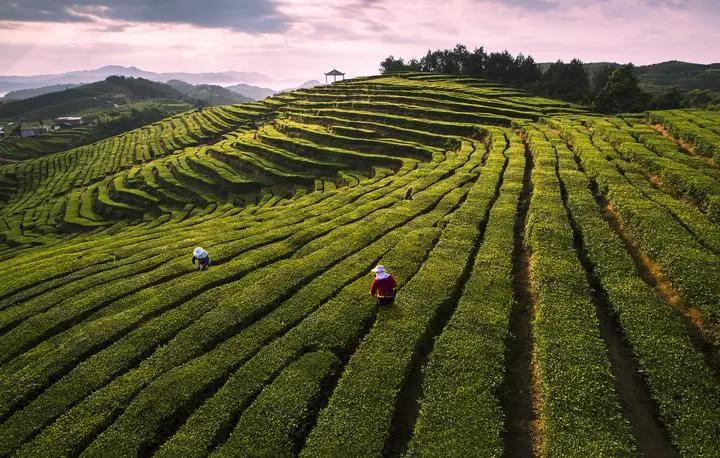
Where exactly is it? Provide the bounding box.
[225,83,276,101]
[1,84,83,102]
[0,76,184,120]
[166,80,253,105]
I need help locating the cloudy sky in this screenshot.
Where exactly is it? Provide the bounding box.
[0,0,718,85]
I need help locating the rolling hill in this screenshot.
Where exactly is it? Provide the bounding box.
[226,80,322,101]
[225,83,277,101]
[0,74,719,457]
[167,80,253,105]
[1,84,83,102]
[541,60,720,94]
[636,60,720,93]
[0,99,193,162]
[0,76,185,120]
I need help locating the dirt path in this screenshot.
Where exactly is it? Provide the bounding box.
[651,123,719,169]
[501,137,536,458]
[600,196,720,379]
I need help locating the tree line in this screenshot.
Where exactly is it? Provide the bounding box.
[380,45,718,113]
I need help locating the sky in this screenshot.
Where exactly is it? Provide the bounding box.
[0,0,718,86]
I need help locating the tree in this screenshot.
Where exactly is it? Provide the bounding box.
[406,58,422,72]
[592,65,616,95]
[513,54,541,86]
[594,64,651,113]
[8,123,21,137]
[420,50,439,72]
[651,87,683,110]
[485,51,515,83]
[540,59,590,103]
[683,89,720,109]
[463,47,487,76]
[450,44,470,74]
[379,56,409,74]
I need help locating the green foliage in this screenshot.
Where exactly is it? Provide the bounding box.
[0,99,191,161]
[408,130,524,456]
[1,74,719,458]
[591,64,616,95]
[522,123,636,456]
[0,76,185,120]
[649,87,684,110]
[594,64,651,113]
[546,117,720,454]
[212,351,340,457]
[635,60,720,93]
[649,109,720,160]
[683,89,720,110]
[539,58,591,103]
[379,44,590,105]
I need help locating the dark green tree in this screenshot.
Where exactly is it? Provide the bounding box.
[651,87,683,109]
[540,59,590,103]
[420,50,439,72]
[379,56,409,74]
[592,64,616,95]
[594,64,651,113]
[683,89,720,108]
[406,58,421,72]
[513,54,542,86]
[463,47,487,76]
[485,51,515,83]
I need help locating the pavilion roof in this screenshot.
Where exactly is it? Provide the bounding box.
[325,69,345,76]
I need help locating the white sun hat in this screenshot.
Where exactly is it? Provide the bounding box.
[193,247,208,258]
[371,265,386,273]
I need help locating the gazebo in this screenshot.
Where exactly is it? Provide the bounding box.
[324,69,345,84]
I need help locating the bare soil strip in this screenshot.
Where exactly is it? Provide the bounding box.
[651,124,719,169]
[600,195,720,379]
[572,142,720,380]
[501,137,536,458]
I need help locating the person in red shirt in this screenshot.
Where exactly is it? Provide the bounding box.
[370,265,396,306]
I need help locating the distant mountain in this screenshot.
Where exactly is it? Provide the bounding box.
[539,60,720,94]
[226,83,276,101]
[0,65,272,94]
[165,79,196,94]
[283,80,322,92]
[0,76,185,120]
[167,80,252,105]
[635,61,720,93]
[226,80,321,101]
[2,84,82,101]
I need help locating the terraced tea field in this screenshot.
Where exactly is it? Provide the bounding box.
[0,74,719,457]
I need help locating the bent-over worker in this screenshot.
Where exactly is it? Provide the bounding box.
[370,265,396,306]
[192,246,211,271]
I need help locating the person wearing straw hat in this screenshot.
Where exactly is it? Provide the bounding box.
[192,246,211,271]
[370,265,396,306]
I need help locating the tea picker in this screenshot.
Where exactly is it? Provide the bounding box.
[192,247,211,271]
[370,265,396,306]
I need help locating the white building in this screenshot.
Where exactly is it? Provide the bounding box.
[55,116,84,127]
[20,126,50,138]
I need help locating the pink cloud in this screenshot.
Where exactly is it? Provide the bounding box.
[0,0,717,84]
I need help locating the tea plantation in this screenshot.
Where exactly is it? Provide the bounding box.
[0,74,718,457]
